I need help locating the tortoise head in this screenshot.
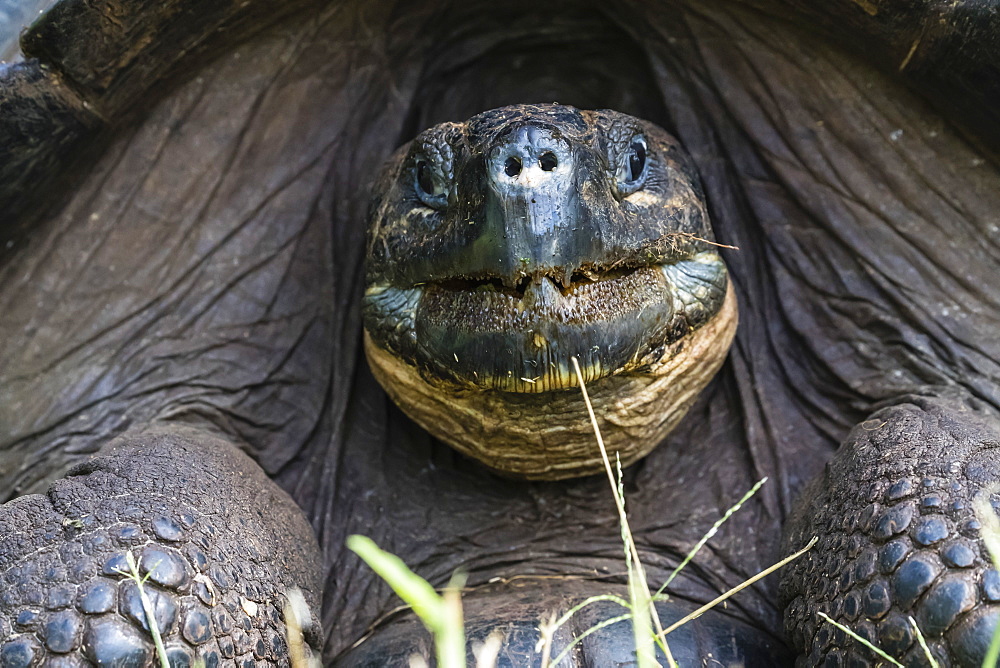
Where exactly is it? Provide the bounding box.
[363,104,737,480]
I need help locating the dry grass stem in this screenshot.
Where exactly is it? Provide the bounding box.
[283,588,313,668]
[669,232,739,251]
[657,536,818,638]
[537,612,557,668]
[472,630,503,668]
[571,356,675,667]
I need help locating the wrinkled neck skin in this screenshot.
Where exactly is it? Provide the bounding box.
[2,0,1000,661]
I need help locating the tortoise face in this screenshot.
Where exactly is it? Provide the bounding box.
[363,104,737,479]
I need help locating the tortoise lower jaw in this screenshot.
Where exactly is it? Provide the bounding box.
[363,281,738,480]
[363,251,730,393]
[416,264,675,392]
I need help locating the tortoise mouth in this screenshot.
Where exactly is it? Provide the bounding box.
[363,252,729,393]
[429,264,642,302]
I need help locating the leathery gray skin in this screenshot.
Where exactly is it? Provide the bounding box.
[4,0,1000,665]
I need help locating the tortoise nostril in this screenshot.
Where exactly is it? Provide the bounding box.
[504,156,522,177]
[538,152,558,171]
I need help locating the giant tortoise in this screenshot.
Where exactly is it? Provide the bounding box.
[2,1,1000,666]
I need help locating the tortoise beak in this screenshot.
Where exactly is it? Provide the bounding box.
[474,123,603,286]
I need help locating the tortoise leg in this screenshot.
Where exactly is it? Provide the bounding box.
[0,424,324,667]
[781,392,1000,666]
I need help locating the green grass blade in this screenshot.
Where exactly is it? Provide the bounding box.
[547,594,632,635]
[986,624,1000,668]
[116,552,170,668]
[348,535,466,668]
[973,487,1000,668]
[817,612,903,667]
[548,614,633,667]
[347,535,445,624]
[654,477,767,598]
[628,565,657,668]
[908,616,940,668]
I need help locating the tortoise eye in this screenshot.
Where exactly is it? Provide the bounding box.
[627,140,646,182]
[615,135,648,196]
[414,159,447,209]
